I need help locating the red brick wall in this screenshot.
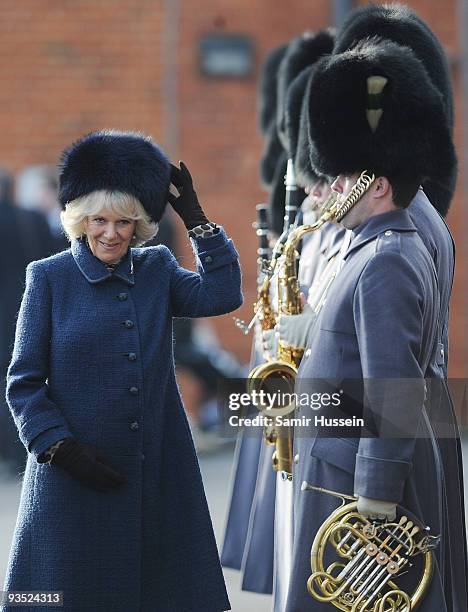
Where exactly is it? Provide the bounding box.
[0,0,465,377]
[176,0,333,363]
[0,1,166,168]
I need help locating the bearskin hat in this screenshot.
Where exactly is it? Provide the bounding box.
[284,66,319,188]
[306,39,456,192]
[259,122,285,188]
[267,152,288,235]
[257,43,289,135]
[276,29,335,155]
[333,3,455,215]
[58,130,171,223]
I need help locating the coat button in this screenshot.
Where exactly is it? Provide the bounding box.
[124,320,134,329]
[305,349,311,358]
[384,230,393,236]
[141,453,145,461]
[204,255,213,263]
[129,386,139,395]
[294,453,300,464]
[130,421,139,431]
[118,292,128,301]
[127,352,137,361]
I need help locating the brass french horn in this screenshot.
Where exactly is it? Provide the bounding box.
[302,483,440,611]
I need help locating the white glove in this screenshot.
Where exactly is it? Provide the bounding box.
[357,496,397,521]
[277,303,316,350]
[262,329,278,361]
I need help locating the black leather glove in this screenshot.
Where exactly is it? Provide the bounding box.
[50,438,127,492]
[168,161,209,229]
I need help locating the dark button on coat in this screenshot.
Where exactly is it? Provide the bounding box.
[3,228,242,612]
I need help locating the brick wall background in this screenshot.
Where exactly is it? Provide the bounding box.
[0,0,466,377]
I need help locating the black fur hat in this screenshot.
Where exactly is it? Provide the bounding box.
[257,43,289,136]
[333,3,455,215]
[259,122,285,188]
[307,39,456,191]
[267,152,288,235]
[58,130,171,223]
[284,66,319,188]
[277,29,335,156]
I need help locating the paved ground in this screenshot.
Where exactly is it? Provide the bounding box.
[1,435,468,612]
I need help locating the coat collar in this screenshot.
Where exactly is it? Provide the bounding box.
[71,238,135,285]
[321,226,346,261]
[344,208,417,259]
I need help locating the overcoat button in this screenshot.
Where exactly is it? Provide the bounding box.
[124,320,134,329]
[204,255,213,263]
[384,230,393,236]
[127,352,137,361]
[130,421,139,431]
[141,453,145,460]
[129,386,139,395]
[118,292,128,301]
[305,349,311,358]
[294,453,300,464]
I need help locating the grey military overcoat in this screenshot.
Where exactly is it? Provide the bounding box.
[221,222,345,596]
[221,342,276,595]
[286,209,465,611]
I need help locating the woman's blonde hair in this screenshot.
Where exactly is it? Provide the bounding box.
[60,190,159,247]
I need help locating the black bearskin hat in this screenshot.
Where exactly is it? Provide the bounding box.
[0,167,14,207]
[276,29,335,155]
[257,43,289,136]
[267,152,288,235]
[259,122,284,188]
[58,130,171,223]
[333,3,455,215]
[284,66,319,188]
[307,39,456,191]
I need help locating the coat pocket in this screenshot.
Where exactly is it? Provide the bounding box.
[98,421,141,457]
[309,436,359,475]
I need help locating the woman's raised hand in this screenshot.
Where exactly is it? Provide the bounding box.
[168,161,209,229]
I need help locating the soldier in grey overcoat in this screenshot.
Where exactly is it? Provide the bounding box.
[284,38,466,612]
[221,43,288,590]
[2,131,242,612]
[241,32,339,599]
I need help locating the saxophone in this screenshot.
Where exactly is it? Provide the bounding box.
[234,159,301,337]
[248,171,376,478]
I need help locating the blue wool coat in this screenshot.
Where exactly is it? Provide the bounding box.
[3,229,242,612]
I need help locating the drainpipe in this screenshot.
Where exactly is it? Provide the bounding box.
[162,0,180,158]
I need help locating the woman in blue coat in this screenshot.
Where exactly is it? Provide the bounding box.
[2,131,242,612]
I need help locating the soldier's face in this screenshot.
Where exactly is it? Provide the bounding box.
[311,179,331,203]
[331,173,373,229]
[303,181,331,223]
[85,208,136,264]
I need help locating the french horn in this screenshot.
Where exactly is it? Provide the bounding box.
[302,483,440,611]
